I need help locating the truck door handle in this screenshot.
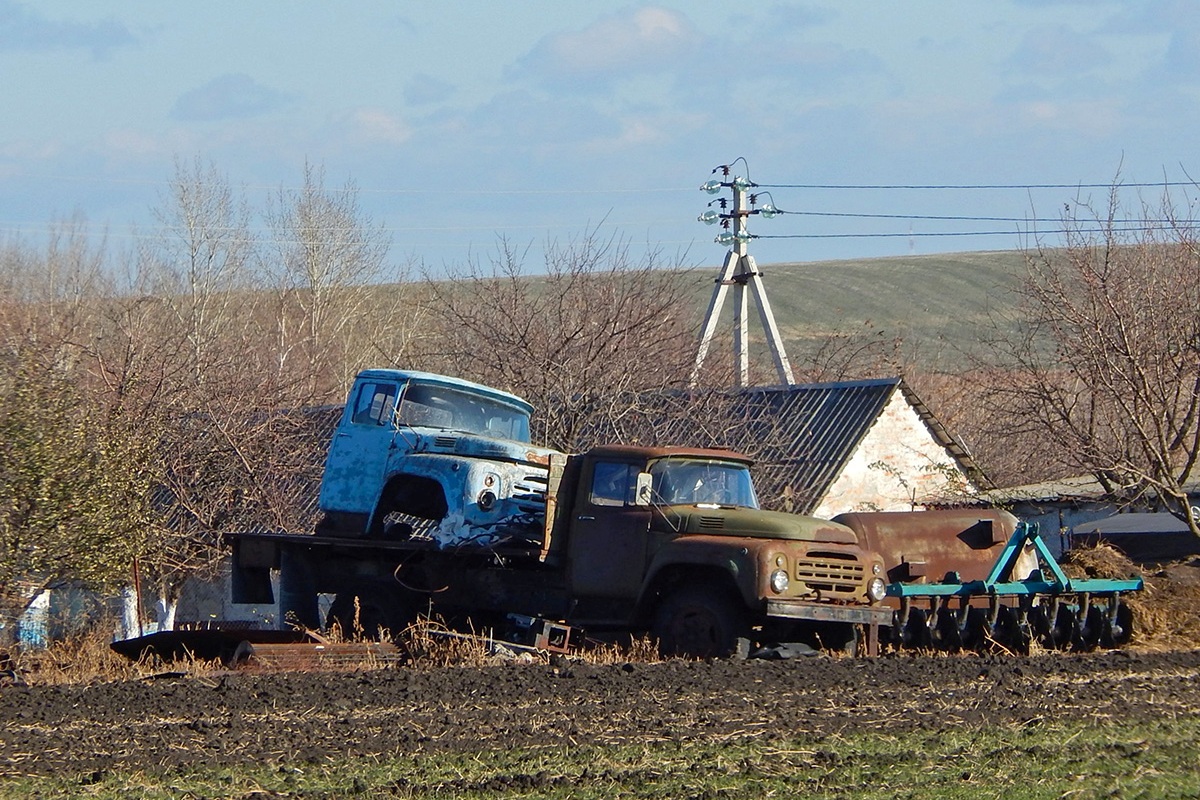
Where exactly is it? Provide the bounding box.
[577,515,595,521]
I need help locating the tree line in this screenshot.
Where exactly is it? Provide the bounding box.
[2,160,1199,638]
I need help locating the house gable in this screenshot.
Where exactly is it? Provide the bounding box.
[813,388,973,517]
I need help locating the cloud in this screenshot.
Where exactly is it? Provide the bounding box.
[0,0,135,58]
[510,6,703,89]
[771,41,884,79]
[1007,25,1112,76]
[1092,1,1200,86]
[457,89,619,153]
[404,73,456,106]
[758,4,836,30]
[344,108,412,146]
[1099,0,1190,34]
[1160,24,1200,80]
[171,74,291,121]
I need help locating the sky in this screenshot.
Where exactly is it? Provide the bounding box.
[2,1,1199,273]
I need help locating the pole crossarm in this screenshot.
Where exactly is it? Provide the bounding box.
[691,168,795,388]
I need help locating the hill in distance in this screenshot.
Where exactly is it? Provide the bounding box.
[683,249,1029,371]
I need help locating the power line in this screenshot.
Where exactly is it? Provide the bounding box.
[19,172,693,196]
[757,226,1176,240]
[758,208,1191,224]
[757,181,1196,190]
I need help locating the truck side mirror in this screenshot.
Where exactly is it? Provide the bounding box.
[635,473,653,506]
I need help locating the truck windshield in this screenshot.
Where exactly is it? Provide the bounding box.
[396,380,531,442]
[648,458,759,508]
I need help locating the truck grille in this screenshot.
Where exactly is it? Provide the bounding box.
[796,551,863,596]
[512,473,548,513]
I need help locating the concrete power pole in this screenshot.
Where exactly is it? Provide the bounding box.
[690,167,795,388]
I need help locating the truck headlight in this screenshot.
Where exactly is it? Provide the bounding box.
[867,576,887,602]
[477,490,497,511]
[769,569,789,594]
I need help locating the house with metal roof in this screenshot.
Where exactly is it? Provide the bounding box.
[605,377,984,519]
[971,474,1200,559]
[727,378,983,518]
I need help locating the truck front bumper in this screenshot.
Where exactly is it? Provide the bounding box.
[765,599,893,627]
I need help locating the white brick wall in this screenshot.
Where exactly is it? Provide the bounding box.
[814,391,972,517]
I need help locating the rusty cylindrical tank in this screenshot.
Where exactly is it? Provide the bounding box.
[831,508,1038,609]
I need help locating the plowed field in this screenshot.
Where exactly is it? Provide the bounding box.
[3,554,1199,781]
[2,648,1199,778]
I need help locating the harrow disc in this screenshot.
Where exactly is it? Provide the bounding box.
[961,607,989,651]
[1102,600,1134,648]
[1043,601,1079,650]
[932,606,964,651]
[898,607,932,649]
[1076,603,1108,651]
[989,604,1031,654]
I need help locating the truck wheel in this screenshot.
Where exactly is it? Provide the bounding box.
[327,585,416,641]
[652,586,749,659]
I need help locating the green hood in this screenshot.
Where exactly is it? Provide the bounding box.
[655,505,859,544]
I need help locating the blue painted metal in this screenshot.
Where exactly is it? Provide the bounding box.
[318,369,558,544]
[887,520,1144,599]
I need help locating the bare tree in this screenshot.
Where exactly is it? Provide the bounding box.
[790,319,906,385]
[262,161,401,400]
[419,231,701,451]
[144,157,254,385]
[981,182,1200,533]
[0,224,155,640]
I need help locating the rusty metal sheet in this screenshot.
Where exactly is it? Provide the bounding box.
[236,640,402,671]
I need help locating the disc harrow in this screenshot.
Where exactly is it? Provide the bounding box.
[886,521,1142,653]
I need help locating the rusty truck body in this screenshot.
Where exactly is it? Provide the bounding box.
[229,369,893,657]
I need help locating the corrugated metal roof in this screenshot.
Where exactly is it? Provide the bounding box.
[967,474,1200,508]
[734,379,901,513]
[577,378,981,515]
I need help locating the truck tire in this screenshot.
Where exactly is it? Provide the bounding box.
[327,584,417,641]
[278,549,320,631]
[652,586,749,659]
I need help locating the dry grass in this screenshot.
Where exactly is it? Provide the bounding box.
[1,624,216,686]
[4,614,670,686]
[1062,543,1200,651]
[1132,561,1200,649]
[9,549,1198,686]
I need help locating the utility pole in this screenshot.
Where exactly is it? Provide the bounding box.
[691,165,795,388]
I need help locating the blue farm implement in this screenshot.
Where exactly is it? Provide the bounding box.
[887,521,1142,653]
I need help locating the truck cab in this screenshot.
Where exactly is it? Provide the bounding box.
[317,369,556,544]
[546,446,892,655]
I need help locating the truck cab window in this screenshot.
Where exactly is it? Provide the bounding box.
[649,459,759,508]
[590,462,635,507]
[351,382,398,426]
[395,380,531,441]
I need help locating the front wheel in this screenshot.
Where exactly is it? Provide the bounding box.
[652,586,749,659]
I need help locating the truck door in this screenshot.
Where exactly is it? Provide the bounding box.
[567,459,652,598]
[318,378,403,517]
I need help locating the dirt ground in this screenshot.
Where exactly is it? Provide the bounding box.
[3,647,1200,779]
[2,554,1199,780]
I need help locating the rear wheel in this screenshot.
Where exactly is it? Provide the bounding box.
[327,582,418,640]
[652,586,749,659]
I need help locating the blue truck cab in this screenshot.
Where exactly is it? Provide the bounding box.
[316,369,556,545]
